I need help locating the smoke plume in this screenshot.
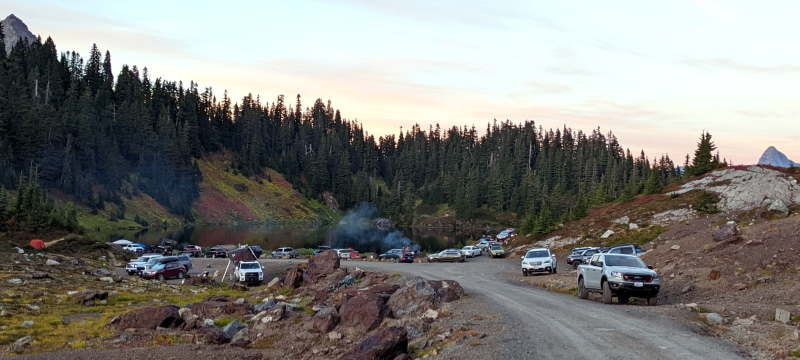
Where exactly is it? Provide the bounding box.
[330,203,419,253]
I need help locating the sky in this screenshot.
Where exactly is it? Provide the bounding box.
[4,0,800,164]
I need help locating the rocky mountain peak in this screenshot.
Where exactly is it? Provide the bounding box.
[1,13,36,54]
[758,146,797,168]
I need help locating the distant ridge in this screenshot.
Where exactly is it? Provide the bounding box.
[758,146,798,168]
[1,14,36,54]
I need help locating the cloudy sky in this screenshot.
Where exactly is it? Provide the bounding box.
[6,0,800,163]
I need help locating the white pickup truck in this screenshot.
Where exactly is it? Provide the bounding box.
[234,261,264,285]
[576,253,660,305]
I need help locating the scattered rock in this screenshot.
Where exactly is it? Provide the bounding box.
[25,304,40,311]
[93,268,112,277]
[310,307,339,333]
[202,319,216,327]
[45,259,60,266]
[15,247,25,254]
[708,270,721,280]
[670,245,681,250]
[700,313,725,325]
[285,266,304,288]
[99,277,115,283]
[222,320,246,340]
[11,336,33,353]
[197,325,227,345]
[254,298,276,313]
[685,303,699,312]
[328,331,343,341]
[339,274,356,288]
[111,332,133,344]
[8,278,23,285]
[71,290,109,306]
[628,223,639,230]
[733,282,747,291]
[732,316,756,326]
[266,277,281,288]
[612,216,630,225]
[109,305,183,330]
[191,296,251,319]
[260,304,286,323]
[21,320,34,327]
[339,326,408,360]
[681,284,694,294]
[652,208,696,225]
[712,222,739,242]
[775,308,791,324]
[600,230,615,239]
[422,309,439,320]
[233,298,246,305]
[229,327,250,347]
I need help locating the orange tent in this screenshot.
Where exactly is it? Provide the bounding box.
[30,239,46,249]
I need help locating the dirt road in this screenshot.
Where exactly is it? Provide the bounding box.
[343,256,746,360]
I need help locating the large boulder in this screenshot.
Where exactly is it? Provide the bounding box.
[109,305,183,330]
[222,320,246,340]
[196,325,227,344]
[387,278,463,318]
[339,326,408,360]
[712,222,740,243]
[285,266,305,288]
[71,290,109,306]
[339,284,399,332]
[309,307,339,333]
[190,296,251,319]
[305,250,340,282]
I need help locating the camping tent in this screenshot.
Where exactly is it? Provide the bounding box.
[112,239,133,245]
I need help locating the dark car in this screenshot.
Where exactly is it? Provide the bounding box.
[248,245,263,258]
[141,262,187,280]
[312,246,332,256]
[205,247,228,258]
[181,245,203,257]
[398,252,415,263]
[378,248,403,261]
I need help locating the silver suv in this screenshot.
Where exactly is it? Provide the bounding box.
[576,253,660,305]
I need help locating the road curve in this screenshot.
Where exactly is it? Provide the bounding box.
[341,256,745,360]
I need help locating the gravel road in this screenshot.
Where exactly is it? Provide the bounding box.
[343,256,746,360]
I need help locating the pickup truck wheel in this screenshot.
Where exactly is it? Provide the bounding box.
[647,297,658,306]
[578,278,588,299]
[602,281,613,304]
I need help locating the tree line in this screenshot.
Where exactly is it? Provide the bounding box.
[2,27,725,234]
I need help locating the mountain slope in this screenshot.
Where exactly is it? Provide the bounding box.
[1,14,36,54]
[757,146,798,168]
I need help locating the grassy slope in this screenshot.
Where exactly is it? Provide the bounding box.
[192,157,335,224]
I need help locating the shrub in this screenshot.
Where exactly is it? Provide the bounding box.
[694,191,720,214]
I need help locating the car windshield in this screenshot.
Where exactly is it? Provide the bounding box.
[604,255,647,268]
[526,250,549,258]
[152,264,165,270]
[240,263,260,269]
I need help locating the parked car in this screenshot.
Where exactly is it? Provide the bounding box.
[378,249,403,261]
[205,247,228,258]
[234,261,263,284]
[428,249,465,263]
[175,255,193,272]
[567,247,599,266]
[122,244,145,254]
[181,245,203,257]
[312,246,332,256]
[141,262,187,280]
[476,239,491,252]
[336,249,352,259]
[576,253,660,305]
[248,245,264,258]
[126,254,162,275]
[346,248,360,259]
[399,252,415,263]
[487,243,506,258]
[271,247,299,259]
[141,256,181,275]
[601,244,644,256]
[496,228,517,241]
[461,245,481,258]
[521,248,557,276]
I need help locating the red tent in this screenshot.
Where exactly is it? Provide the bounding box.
[30,239,46,249]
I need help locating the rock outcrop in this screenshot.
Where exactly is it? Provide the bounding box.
[387,278,464,318]
[109,305,183,330]
[339,326,408,360]
[668,166,800,214]
[1,14,36,54]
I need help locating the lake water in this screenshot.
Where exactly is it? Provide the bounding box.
[121,224,487,253]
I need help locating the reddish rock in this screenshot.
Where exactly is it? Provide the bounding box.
[339,326,408,360]
[712,222,740,242]
[430,280,464,303]
[285,266,305,288]
[340,292,387,332]
[310,307,339,333]
[733,282,747,291]
[196,325,227,345]
[708,270,721,280]
[109,305,182,330]
[305,250,340,282]
[190,296,251,319]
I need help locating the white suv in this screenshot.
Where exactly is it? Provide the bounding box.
[521,248,558,276]
[461,246,481,258]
